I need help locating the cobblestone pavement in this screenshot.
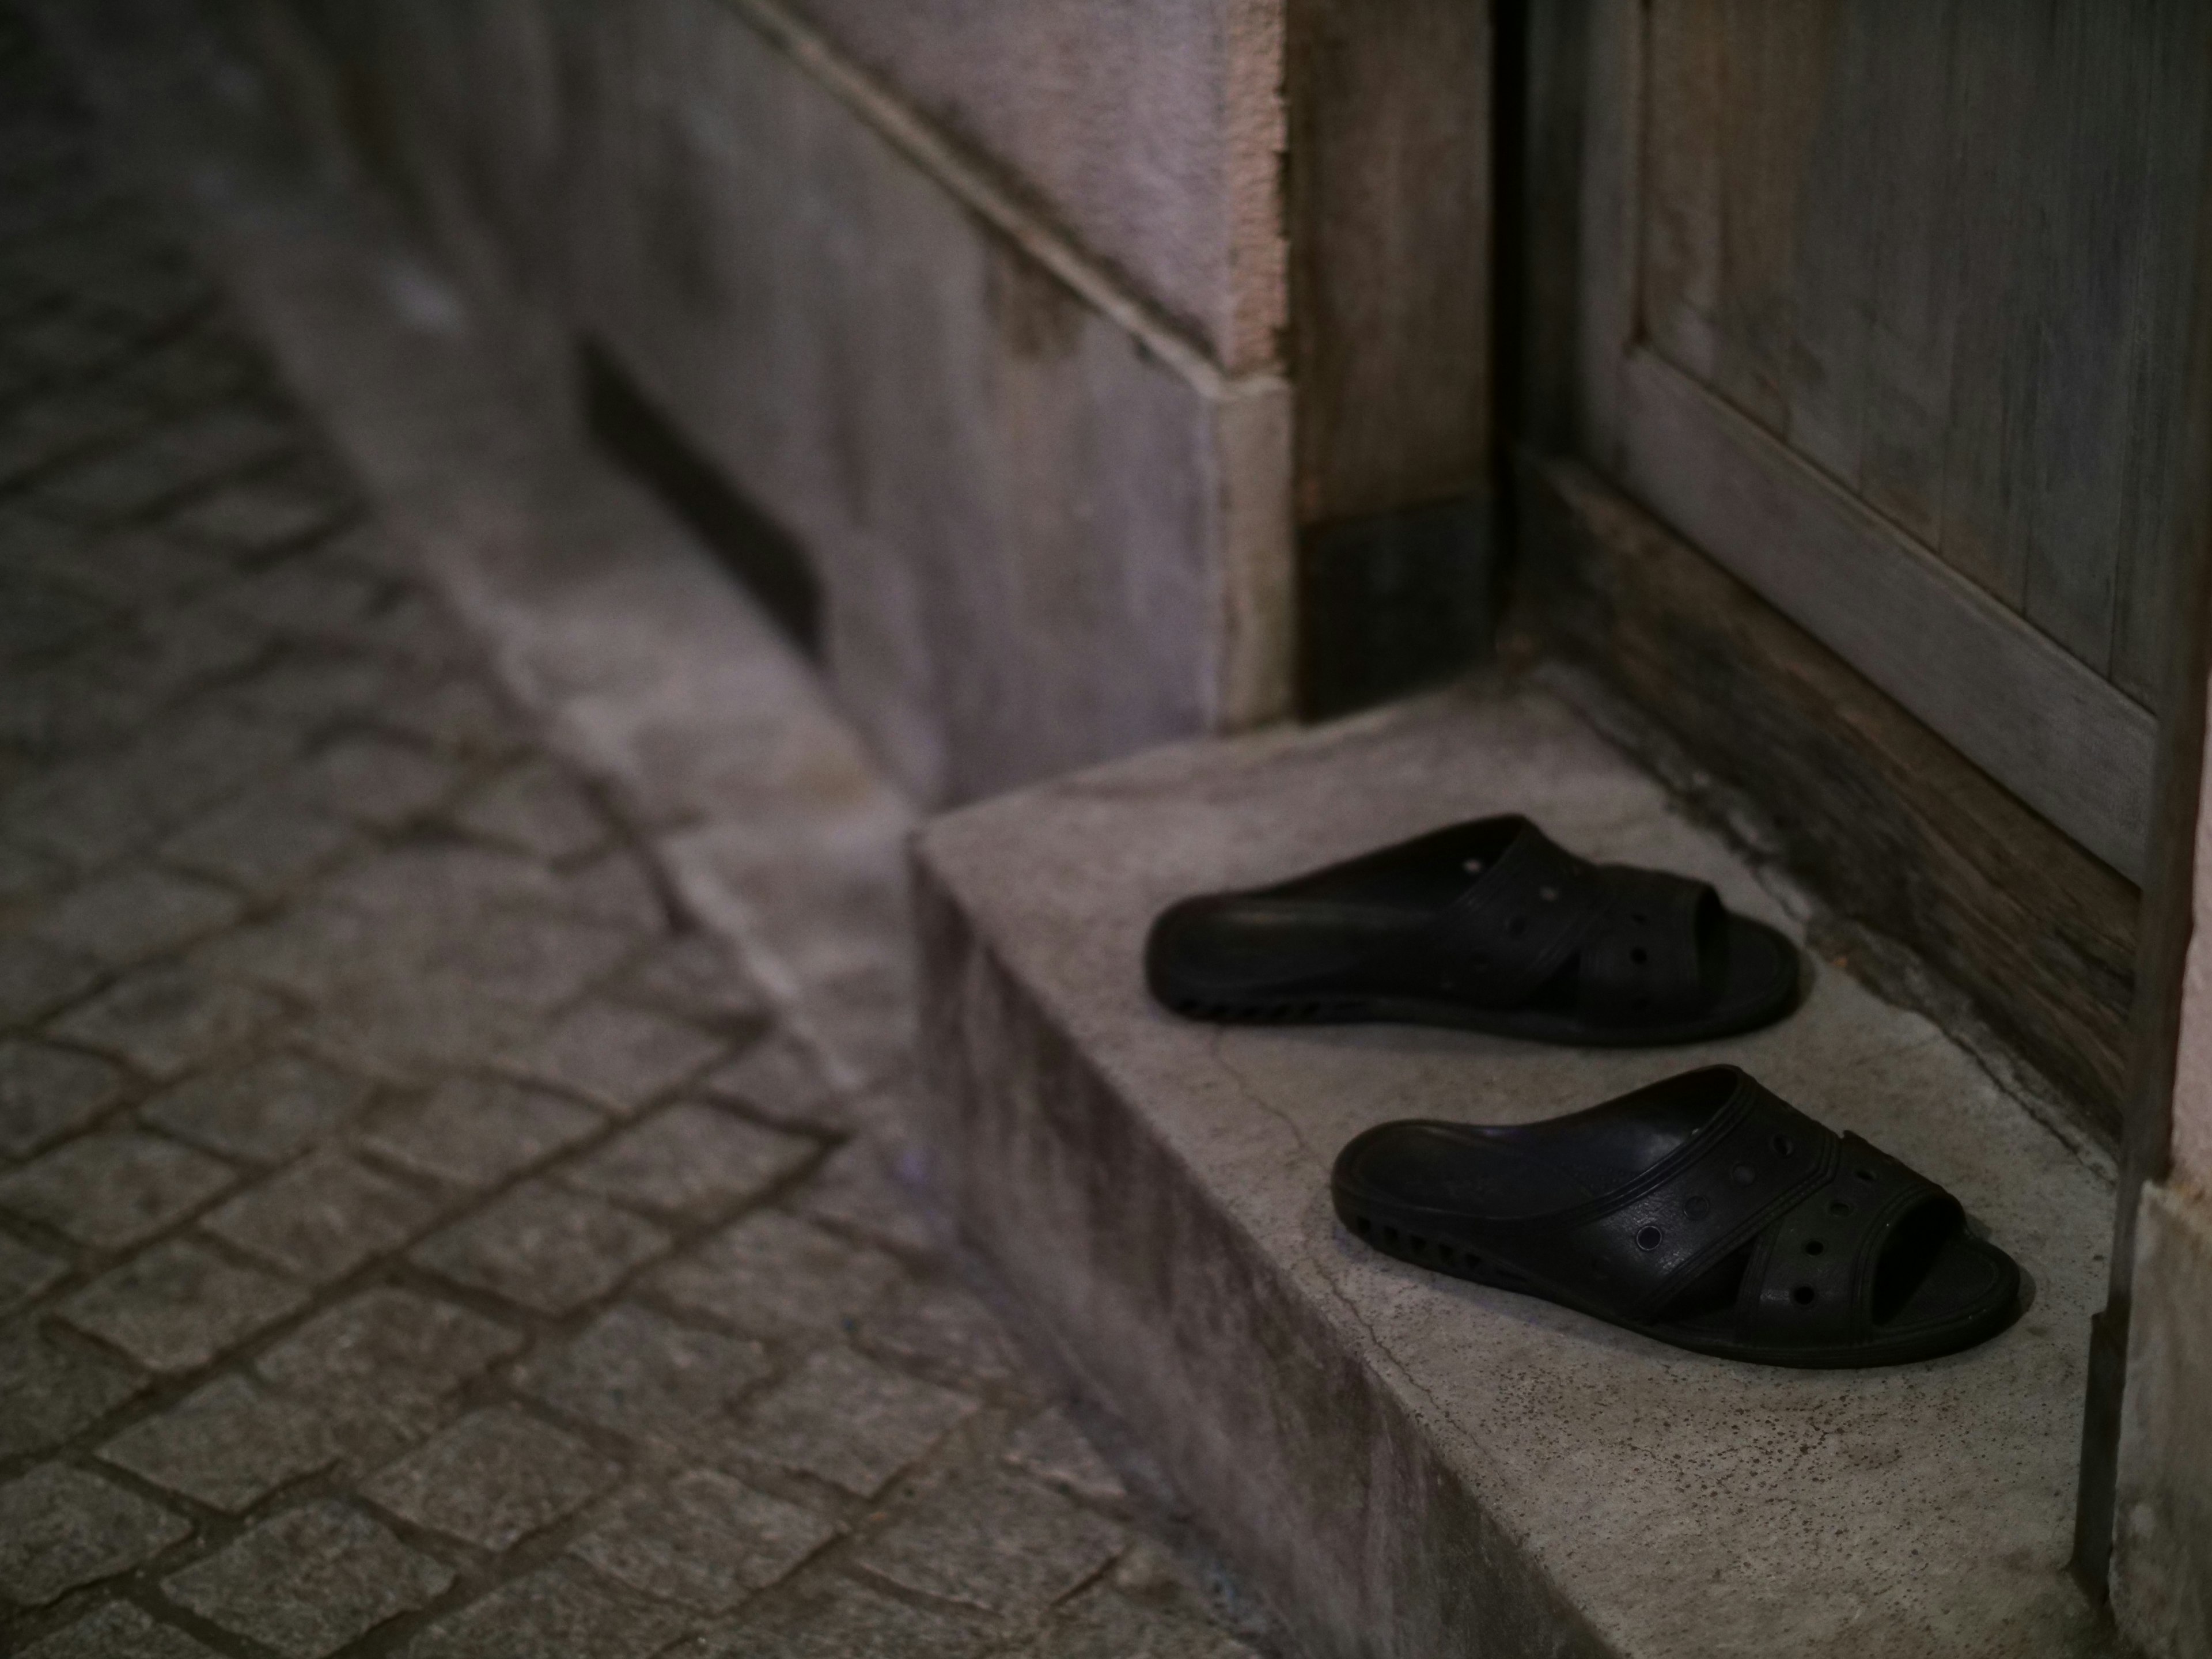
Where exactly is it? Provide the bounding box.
[0,9,1264,1656]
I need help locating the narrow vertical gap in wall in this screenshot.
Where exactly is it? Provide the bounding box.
[580,338,824,658]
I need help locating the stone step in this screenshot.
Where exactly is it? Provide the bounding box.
[914,679,2118,1659]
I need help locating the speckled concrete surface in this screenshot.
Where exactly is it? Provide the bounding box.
[919,683,2119,1659]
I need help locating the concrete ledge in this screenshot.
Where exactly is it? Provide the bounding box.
[916,681,2116,1658]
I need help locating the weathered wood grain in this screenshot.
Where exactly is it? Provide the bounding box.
[1619,348,2157,879]
[1638,0,1721,380]
[2110,0,2212,702]
[1709,0,1823,435]
[1286,0,1491,525]
[2013,4,2154,676]
[1521,452,2138,1136]
[1779,0,1873,490]
[1856,0,1957,547]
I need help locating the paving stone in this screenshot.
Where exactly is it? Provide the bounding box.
[1022,1586,1260,1659]
[256,1287,521,1403]
[167,472,345,555]
[378,677,533,761]
[293,736,461,830]
[859,1281,1029,1395]
[850,1469,1126,1617]
[50,964,285,1079]
[0,1324,145,1460]
[355,590,475,670]
[652,1212,902,1340]
[157,790,361,897]
[675,1580,988,1659]
[219,555,385,640]
[794,1140,938,1257]
[201,1150,441,1282]
[301,972,546,1083]
[34,407,294,523]
[497,1002,725,1118]
[560,1103,815,1221]
[98,1374,338,1512]
[570,1469,836,1615]
[15,525,231,611]
[516,1302,772,1446]
[141,1052,372,1164]
[0,1039,125,1158]
[1005,1409,1130,1510]
[0,1230,66,1312]
[316,843,563,922]
[357,1077,600,1190]
[413,1181,670,1315]
[453,760,611,862]
[0,934,100,1028]
[0,1131,236,1248]
[399,1560,691,1659]
[363,1404,619,1552]
[217,649,400,730]
[607,933,769,1035]
[18,1600,224,1659]
[62,1238,305,1372]
[741,1346,979,1497]
[696,1031,848,1134]
[0,1464,190,1607]
[32,866,241,968]
[164,1501,453,1658]
[0,836,66,904]
[0,570,108,664]
[559,850,669,933]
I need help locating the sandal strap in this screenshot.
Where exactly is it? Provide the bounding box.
[1413,821,1610,1007]
[1471,1073,1838,1324]
[1734,1134,1958,1349]
[1575,867,1718,1024]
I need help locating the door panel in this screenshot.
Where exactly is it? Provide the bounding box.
[1585,0,2212,877]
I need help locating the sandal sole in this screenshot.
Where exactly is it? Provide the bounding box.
[1332,1189,2019,1370]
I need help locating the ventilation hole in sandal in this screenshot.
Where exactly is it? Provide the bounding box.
[1353,1216,1372,1236]
[1791,1286,1817,1306]
[1506,916,1527,937]
[1631,911,1649,926]
[1855,1167,1878,1183]
[1730,1162,1758,1186]
[1410,1236,1429,1255]
[1828,1199,1854,1217]
[1630,946,1649,966]
[1438,1247,1456,1265]
[1803,1239,1825,1255]
[1684,1195,1711,1219]
[1635,1226,1662,1251]
[1632,995,1653,1012]
[1383,1226,1400,1245]
[1771,1134,1795,1157]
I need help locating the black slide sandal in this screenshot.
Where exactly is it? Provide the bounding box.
[1330,1066,2022,1368]
[1147,816,1798,1046]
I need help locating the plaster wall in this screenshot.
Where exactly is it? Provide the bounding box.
[248,0,1294,806]
[786,0,1288,373]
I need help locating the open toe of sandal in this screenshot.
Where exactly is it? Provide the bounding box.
[1329,1065,2022,1369]
[1146,815,1800,1045]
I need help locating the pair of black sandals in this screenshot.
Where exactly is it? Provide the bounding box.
[1145,816,2022,1369]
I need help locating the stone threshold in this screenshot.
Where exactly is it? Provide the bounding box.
[915,680,2119,1659]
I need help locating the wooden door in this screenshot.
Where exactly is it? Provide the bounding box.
[1566,0,2212,881]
